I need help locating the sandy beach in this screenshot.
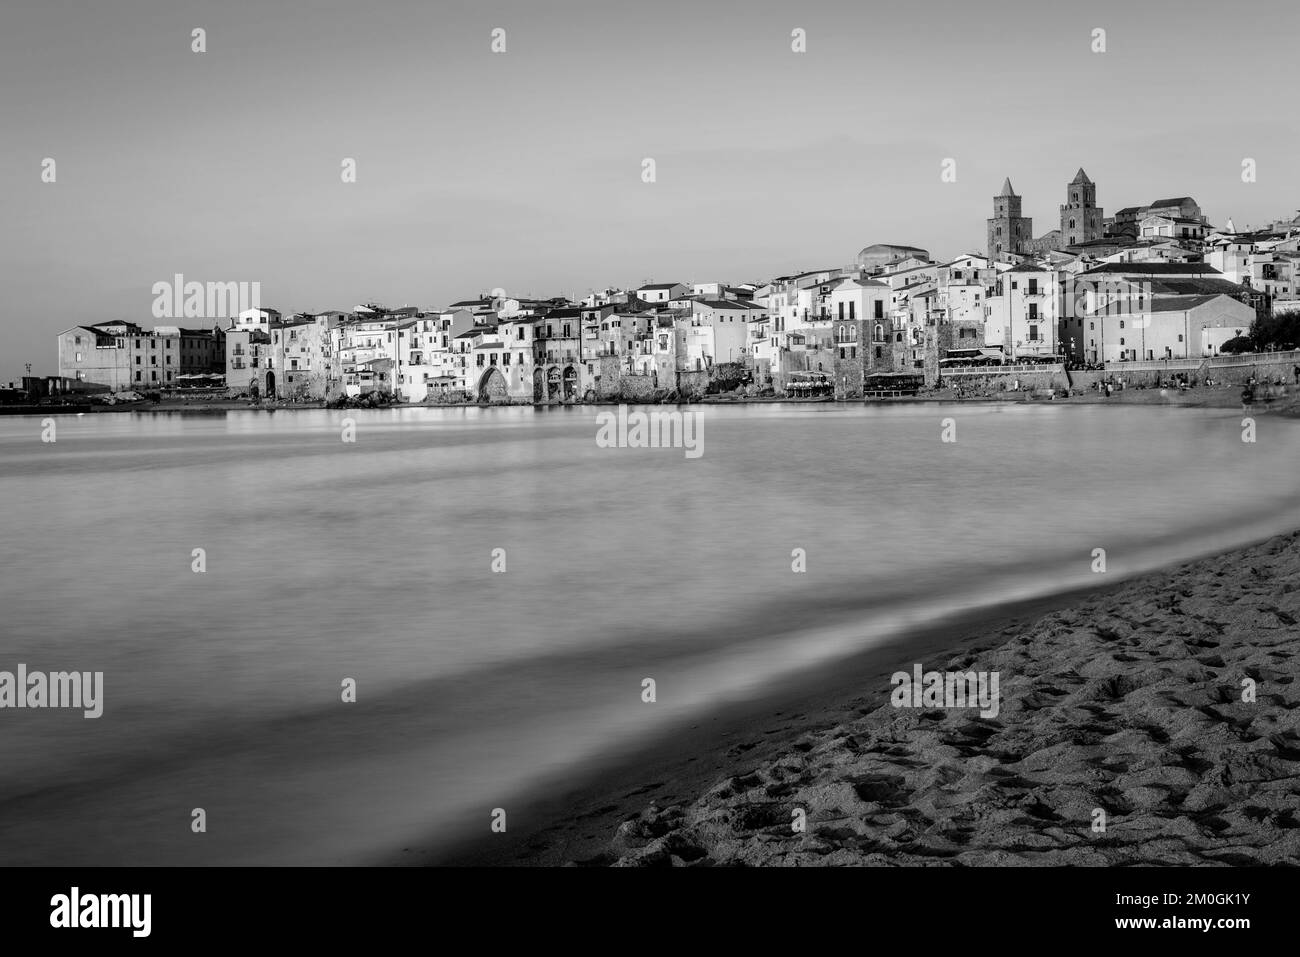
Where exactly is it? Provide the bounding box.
[441,530,1300,867]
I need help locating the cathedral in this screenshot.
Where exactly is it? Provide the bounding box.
[1059,168,1104,248]
[987,169,1105,260]
[986,178,1031,261]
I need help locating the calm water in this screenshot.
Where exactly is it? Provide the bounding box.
[1,403,1297,864]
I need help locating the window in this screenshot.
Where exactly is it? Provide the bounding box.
[874,301,883,319]
[1029,325,1039,341]
[75,352,82,362]
[849,302,855,320]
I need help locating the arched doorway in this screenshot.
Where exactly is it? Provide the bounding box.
[562,366,578,401]
[477,367,508,403]
[265,370,276,398]
[546,366,561,401]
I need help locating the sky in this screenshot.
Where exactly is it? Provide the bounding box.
[2,0,1297,382]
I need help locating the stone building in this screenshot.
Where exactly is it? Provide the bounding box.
[987,179,1032,261]
[855,244,930,274]
[1060,168,1104,248]
[59,321,225,391]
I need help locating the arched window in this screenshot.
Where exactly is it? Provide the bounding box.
[895,332,903,343]
[873,323,884,342]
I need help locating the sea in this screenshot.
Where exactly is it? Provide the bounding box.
[1,402,1297,863]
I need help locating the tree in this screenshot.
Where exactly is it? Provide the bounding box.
[1250,310,1300,351]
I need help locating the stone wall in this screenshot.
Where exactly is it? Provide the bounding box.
[676,369,710,398]
[593,355,622,399]
[1203,353,1300,386]
[1083,351,1300,389]
[833,353,864,399]
[592,355,661,400]
[939,369,1071,392]
[618,374,659,399]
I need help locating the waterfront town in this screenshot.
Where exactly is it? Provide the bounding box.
[21,171,1300,407]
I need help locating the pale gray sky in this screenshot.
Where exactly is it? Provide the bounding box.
[2,0,1297,381]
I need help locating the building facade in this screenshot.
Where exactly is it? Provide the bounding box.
[987,179,1032,261]
[1060,168,1104,249]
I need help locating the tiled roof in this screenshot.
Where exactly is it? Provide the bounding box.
[1149,278,1248,296]
[1081,262,1221,276]
[1148,294,1227,313]
[693,299,750,310]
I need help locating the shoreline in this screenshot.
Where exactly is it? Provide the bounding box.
[8,383,1300,417]
[418,585,1122,867]
[424,529,1300,866]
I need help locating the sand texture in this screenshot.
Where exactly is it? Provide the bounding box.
[598,533,1300,866]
